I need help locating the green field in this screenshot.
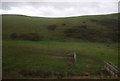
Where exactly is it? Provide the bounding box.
[2,14,119,79]
[3,39,118,78]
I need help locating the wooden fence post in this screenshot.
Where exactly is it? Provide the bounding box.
[74,52,77,64]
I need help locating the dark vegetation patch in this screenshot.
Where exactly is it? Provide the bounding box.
[64,26,117,42]
[47,24,57,30]
[81,25,87,28]
[10,33,42,41]
[19,70,51,78]
[90,18,119,42]
[10,33,18,39]
[19,70,79,78]
[91,19,98,22]
[82,21,86,24]
[91,18,118,30]
[62,23,66,26]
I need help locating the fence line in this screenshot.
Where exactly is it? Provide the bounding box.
[103,61,119,78]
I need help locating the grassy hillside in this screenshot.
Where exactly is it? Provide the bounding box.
[2,13,118,42]
[2,14,119,79]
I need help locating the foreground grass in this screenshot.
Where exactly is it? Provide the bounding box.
[2,39,118,78]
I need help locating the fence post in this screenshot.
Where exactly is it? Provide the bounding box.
[74,52,77,64]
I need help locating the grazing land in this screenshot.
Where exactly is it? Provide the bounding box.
[2,13,119,79]
[3,40,118,78]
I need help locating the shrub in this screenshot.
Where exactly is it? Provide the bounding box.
[10,33,18,39]
[19,34,28,40]
[10,33,42,41]
[91,18,118,30]
[64,26,114,42]
[82,21,86,23]
[47,25,57,30]
[62,23,66,26]
[27,33,41,41]
[19,33,41,41]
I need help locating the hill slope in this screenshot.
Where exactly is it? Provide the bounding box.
[2,13,118,42]
[2,14,118,78]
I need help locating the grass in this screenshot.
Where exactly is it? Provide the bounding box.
[2,13,119,78]
[2,13,118,40]
[2,39,118,78]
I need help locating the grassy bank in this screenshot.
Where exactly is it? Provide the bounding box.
[2,39,118,78]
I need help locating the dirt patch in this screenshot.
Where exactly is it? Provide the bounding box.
[3,70,113,79]
[19,70,76,79]
[19,70,51,78]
